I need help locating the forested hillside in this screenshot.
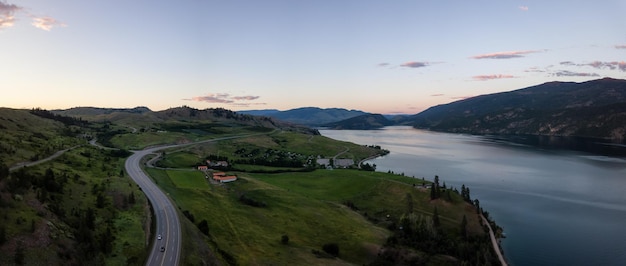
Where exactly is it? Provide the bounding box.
[405,78,626,140]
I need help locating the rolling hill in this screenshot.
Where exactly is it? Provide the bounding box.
[404,77,626,140]
[322,114,393,130]
[53,106,319,135]
[238,107,369,126]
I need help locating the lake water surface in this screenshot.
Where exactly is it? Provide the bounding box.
[320,126,626,266]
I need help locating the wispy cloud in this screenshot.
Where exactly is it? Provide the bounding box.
[31,16,66,31]
[430,94,444,97]
[615,45,626,49]
[524,67,545,73]
[0,1,65,31]
[231,96,260,101]
[519,6,529,11]
[561,60,626,71]
[472,74,516,81]
[400,61,429,68]
[0,1,21,29]
[184,93,263,106]
[450,95,473,100]
[377,63,390,67]
[553,70,600,77]
[470,50,542,59]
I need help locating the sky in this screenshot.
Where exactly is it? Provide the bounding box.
[1,1,626,114]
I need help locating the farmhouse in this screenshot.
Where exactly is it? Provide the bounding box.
[316,158,355,168]
[197,165,208,171]
[212,172,237,183]
[334,159,355,168]
[206,160,229,167]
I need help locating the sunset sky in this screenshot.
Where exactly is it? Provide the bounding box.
[2,0,626,114]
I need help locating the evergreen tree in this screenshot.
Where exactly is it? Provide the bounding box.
[197,219,210,236]
[430,183,436,200]
[0,225,6,244]
[434,175,441,198]
[0,160,8,181]
[128,191,136,205]
[432,207,440,227]
[15,241,25,265]
[474,199,481,213]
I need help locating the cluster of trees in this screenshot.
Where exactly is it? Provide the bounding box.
[231,148,310,168]
[366,175,499,265]
[365,145,390,155]
[371,194,497,264]
[1,149,140,264]
[30,108,89,127]
[360,162,377,171]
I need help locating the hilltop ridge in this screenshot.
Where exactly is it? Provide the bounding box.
[401,77,626,140]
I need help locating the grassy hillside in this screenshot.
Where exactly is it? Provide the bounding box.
[146,167,496,265]
[0,145,148,265]
[0,108,85,167]
[1,106,500,265]
[148,132,497,265]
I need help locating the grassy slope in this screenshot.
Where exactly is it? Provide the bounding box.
[147,168,390,265]
[0,108,83,167]
[147,167,485,265]
[156,131,384,170]
[0,145,148,265]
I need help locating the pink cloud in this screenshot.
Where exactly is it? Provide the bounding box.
[519,6,529,11]
[232,96,260,101]
[472,74,516,81]
[430,94,444,97]
[0,1,21,29]
[187,94,233,103]
[450,95,473,100]
[31,16,66,31]
[470,50,542,59]
[615,45,626,49]
[400,61,429,68]
[184,93,262,105]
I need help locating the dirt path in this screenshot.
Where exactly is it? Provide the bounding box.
[332,146,349,160]
[9,145,81,172]
[481,214,507,266]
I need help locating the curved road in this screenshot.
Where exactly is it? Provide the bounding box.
[481,215,508,266]
[126,147,182,266]
[125,133,271,266]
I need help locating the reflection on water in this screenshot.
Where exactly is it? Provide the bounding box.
[321,126,626,266]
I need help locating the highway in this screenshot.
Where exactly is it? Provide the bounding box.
[124,133,271,266]
[125,147,182,266]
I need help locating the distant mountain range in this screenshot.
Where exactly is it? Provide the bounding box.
[239,78,626,139]
[53,106,319,135]
[322,114,394,130]
[402,77,626,140]
[47,77,626,140]
[237,107,369,126]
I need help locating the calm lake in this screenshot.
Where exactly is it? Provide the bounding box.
[320,126,626,266]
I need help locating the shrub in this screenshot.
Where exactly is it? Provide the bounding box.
[322,243,339,257]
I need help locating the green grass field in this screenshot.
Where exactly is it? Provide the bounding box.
[147,168,390,265]
[166,170,207,189]
[146,167,485,265]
